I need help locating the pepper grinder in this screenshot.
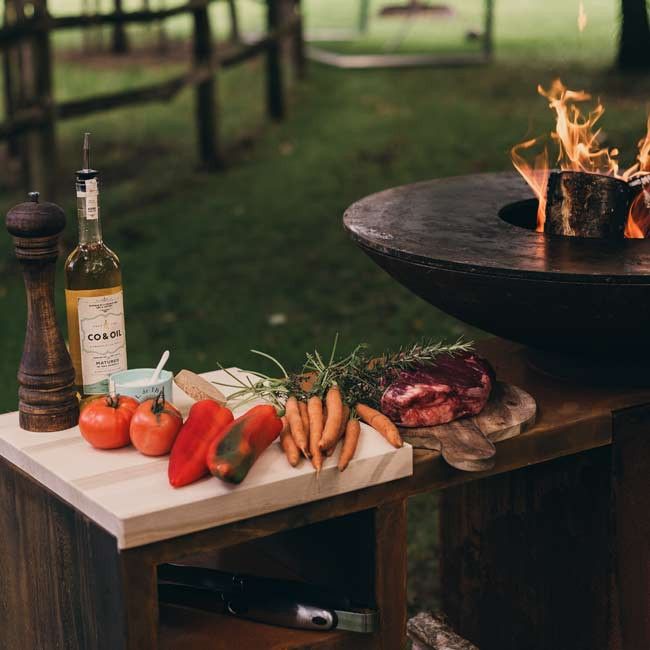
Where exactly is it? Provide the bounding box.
[6,192,79,431]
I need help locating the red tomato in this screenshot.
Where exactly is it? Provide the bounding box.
[79,394,139,449]
[130,391,183,457]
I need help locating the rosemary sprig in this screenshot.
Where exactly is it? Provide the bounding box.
[329,337,474,408]
[212,337,473,411]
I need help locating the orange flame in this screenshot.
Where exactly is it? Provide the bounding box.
[511,137,549,230]
[625,116,650,180]
[511,80,650,236]
[542,80,620,177]
[625,178,650,238]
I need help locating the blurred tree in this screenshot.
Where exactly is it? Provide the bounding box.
[618,0,650,70]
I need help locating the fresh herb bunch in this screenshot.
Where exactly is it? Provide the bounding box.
[215,337,473,410]
[214,353,295,414]
[329,338,473,408]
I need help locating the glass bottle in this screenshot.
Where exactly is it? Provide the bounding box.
[64,134,127,396]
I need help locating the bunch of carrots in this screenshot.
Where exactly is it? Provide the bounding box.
[281,384,402,472]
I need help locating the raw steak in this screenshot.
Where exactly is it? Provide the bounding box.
[380,352,494,428]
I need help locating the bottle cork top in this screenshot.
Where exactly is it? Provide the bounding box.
[76,132,99,181]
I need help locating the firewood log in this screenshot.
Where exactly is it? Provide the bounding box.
[407,612,479,650]
[545,170,632,238]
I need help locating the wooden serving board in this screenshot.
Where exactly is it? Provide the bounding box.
[0,369,412,550]
[400,382,536,472]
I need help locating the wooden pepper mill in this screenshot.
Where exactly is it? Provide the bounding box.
[6,192,79,431]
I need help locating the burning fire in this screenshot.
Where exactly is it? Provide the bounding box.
[626,176,650,238]
[511,80,650,236]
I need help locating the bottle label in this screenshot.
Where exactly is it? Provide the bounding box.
[77,178,99,221]
[76,290,127,394]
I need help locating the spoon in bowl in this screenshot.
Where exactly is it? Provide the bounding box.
[150,350,170,384]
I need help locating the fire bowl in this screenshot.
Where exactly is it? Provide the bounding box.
[343,172,650,376]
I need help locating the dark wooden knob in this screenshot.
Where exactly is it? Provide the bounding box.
[6,193,79,432]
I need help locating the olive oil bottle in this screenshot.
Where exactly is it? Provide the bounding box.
[64,134,128,395]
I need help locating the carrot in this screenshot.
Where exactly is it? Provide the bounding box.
[307,395,324,472]
[319,385,344,451]
[298,400,311,439]
[325,404,349,455]
[339,405,350,437]
[280,416,301,467]
[285,396,309,457]
[338,418,361,471]
[356,403,403,448]
[321,404,331,454]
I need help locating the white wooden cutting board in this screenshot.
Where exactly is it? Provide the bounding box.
[0,369,413,549]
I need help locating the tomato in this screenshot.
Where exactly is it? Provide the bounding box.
[79,394,139,449]
[130,391,183,457]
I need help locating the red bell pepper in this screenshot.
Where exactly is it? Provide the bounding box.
[168,400,234,487]
[206,404,283,484]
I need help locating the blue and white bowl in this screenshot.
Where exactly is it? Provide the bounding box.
[110,368,174,403]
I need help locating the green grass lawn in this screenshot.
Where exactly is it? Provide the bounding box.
[1,0,648,615]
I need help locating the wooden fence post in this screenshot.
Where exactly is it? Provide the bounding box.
[156,0,169,53]
[292,0,306,80]
[266,0,285,120]
[358,0,371,33]
[192,1,222,169]
[112,0,129,53]
[32,0,57,199]
[4,0,57,198]
[226,0,240,43]
[483,0,494,60]
[2,0,22,158]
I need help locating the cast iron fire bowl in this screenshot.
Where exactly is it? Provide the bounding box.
[343,172,650,373]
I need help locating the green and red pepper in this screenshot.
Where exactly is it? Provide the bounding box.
[207,404,283,484]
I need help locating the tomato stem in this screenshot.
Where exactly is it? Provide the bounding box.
[151,388,166,414]
[106,394,121,409]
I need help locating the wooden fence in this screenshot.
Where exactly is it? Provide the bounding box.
[1,0,305,198]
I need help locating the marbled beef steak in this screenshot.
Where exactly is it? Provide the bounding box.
[380,352,494,427]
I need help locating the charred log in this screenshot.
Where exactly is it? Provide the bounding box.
[545,171,632,239]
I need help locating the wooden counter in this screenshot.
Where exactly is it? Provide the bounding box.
[0,338,648,649]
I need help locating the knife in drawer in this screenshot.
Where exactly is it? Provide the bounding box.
[157,565,378,633]
[158,563,350,607]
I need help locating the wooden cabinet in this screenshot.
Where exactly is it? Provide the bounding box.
[0,338,648,649]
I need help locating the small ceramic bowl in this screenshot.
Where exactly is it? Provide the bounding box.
[110,368,174,403]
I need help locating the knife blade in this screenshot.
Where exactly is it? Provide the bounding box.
[158,563,351,608]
